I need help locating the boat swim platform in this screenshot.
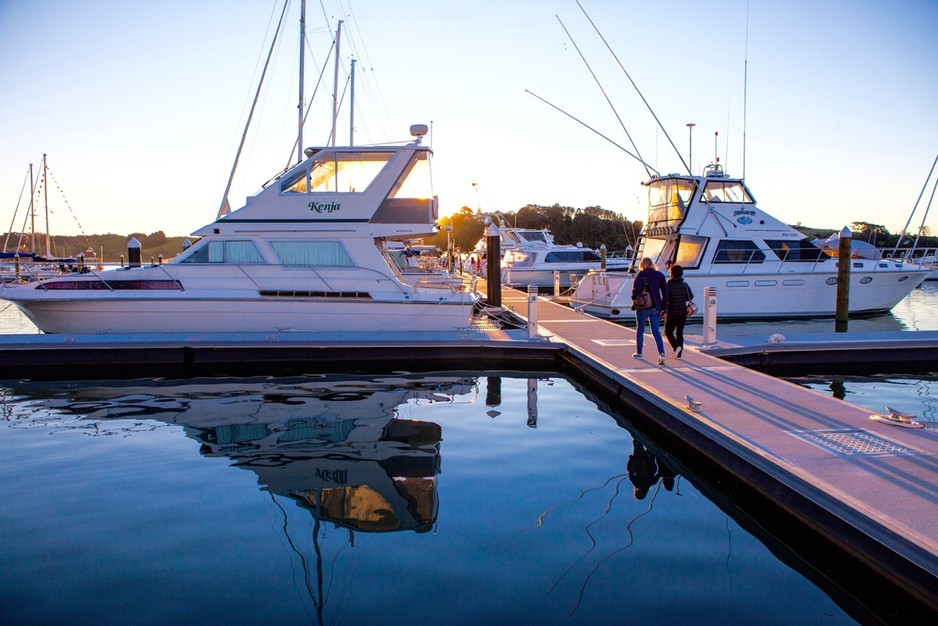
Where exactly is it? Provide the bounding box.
[0,289,936,619]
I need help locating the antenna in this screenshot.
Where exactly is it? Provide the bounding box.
[686,123,695,175]
[742,0,750,178]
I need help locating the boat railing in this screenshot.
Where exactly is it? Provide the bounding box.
[883,247,938,264]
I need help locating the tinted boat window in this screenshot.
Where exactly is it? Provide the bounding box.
[179,241,266,264]
[765,239,829,262]
[270,241,354,267]
[712,240,765,264]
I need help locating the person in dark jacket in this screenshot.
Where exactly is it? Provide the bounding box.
[664,264,694,358]
[631,257,668,364]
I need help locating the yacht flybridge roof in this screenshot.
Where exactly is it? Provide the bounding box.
[194,131,438,238]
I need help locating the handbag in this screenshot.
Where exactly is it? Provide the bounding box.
[683,282,697,316]
[632,276,653,310]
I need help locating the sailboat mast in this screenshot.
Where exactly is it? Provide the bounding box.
[29,163,36,254]
[349,57,356,146]
[42,153,50,258]
[331,20,343,147]
[297,0,306,162]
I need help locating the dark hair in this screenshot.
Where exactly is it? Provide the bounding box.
[670,264,684,278]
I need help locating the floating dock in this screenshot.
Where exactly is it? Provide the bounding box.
[0,288,935,620]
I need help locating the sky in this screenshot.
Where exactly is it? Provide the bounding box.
[1,0,936,242]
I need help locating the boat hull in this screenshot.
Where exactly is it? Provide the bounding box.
[7,295,476,334]
[572,267,929,320]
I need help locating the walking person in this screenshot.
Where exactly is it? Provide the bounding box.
[631,257,668,365]
[664,264,694,358]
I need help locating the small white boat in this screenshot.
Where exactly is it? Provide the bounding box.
[0,126,478,334]
[571,163,930,320]
[472,214,629,289]
[503,240,629,289]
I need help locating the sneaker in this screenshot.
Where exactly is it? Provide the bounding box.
[675,346,683,359]
[632,353,643,359]
[657,354,666,365]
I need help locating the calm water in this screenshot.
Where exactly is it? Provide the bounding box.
[1,285,937,623]
[0,374,855,625]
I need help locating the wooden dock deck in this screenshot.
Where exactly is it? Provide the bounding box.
[498,286,937,618]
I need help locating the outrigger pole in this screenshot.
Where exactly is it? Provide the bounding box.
[556,15,653,179]
[524,89,658,177]
[574,0,691,176]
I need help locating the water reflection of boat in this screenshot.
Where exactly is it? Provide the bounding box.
[27,375,474,533]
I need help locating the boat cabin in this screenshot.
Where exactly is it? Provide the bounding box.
[640,163,828,272]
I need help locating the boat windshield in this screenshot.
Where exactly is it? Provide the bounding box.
[701,180,753,204]
[517,231,550,244]
[281,152,394,194]
[647,178,696,230]
[389,151,432,199]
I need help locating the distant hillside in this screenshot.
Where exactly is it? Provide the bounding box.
[2,231,192,264]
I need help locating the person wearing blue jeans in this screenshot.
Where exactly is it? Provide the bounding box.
[631,257,668,365]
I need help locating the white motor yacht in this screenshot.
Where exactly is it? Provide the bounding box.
[0,126,479,334]
[571,163,930,319]
[471,214,629,288]
[503,241,630,289]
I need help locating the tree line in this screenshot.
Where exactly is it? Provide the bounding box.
[425,204,643,253]
[425,210,938,255]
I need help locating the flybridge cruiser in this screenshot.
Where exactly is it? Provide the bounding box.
[0,126,479,334]
[571,163,930,320]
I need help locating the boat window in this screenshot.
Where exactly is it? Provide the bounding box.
[675,235,707,268]
[282,151,394,194]
[544,250,601,263]
[270,241,354,267]
[516,231,550,244]
[765,239,828,262]
[179,240,266,264]
[388,151,432,200]
[505,251,534,267]
[712,240,765,264]
[646,179,696,228]
[701,180,754,203]
[640,237,667,262]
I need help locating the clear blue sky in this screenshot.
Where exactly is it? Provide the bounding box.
[1,0,935,241]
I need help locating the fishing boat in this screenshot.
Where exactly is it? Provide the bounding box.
[0,126,478,333]
[570,162,930,320]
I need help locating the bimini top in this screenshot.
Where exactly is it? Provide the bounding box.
[195,126,438,239]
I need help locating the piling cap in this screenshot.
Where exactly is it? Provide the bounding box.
[128,237,141,248]
[840,226,852,238]
[486,223,500,237]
